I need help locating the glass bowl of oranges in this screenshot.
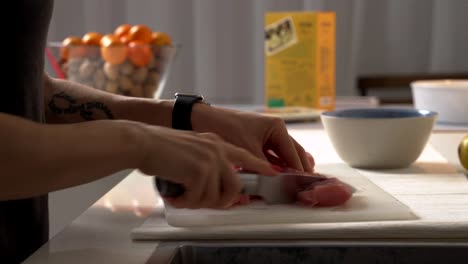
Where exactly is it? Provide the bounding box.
[46,24,177,99]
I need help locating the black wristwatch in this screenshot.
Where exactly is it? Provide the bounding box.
[172,93,208,131]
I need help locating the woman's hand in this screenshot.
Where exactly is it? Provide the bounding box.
[137,125,278,209]
[191,104,315,173]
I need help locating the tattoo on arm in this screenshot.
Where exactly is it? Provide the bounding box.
[48,92,114,120]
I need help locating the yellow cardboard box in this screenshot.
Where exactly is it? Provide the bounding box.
[264,12,335,110]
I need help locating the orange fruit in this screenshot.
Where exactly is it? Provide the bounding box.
[128,25,153,44]
[82,32,103,57]
[60,36,84,60]
[101,36,127,65]
[114,24,132,38]
[61,36,87,60]
[128,40,153,67]
[82,32,103,46]
[105,47,128,65]
[62,36,82,47]
[120,35,131,45]
[151,32,172,46]
[100,34,119,46]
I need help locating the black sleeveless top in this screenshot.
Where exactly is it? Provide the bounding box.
[0,0,53,262]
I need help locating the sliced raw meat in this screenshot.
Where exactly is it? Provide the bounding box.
[279,168,354,207]
[296,177,354,207]
[231,165,354,208]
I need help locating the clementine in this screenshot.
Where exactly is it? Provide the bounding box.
[128,40,153,67]
[114,24,132,38]
[100,34,119,46]
[100,34,127,65]
[128,25,153,44]
[60,36,84,60]
[151,32,172,46]
[120,35,131,45]
[82,32,103,46]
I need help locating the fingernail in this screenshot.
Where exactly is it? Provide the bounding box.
[271,164,282,172]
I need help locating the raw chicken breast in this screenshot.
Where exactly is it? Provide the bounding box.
[296,177,354,206]
[232,159,354,207]
[278,166,354,207]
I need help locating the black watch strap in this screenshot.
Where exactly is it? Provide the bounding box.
[172,93,205,131]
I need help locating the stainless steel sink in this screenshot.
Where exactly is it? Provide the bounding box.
[146,241,468,264]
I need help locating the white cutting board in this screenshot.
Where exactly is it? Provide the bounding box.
[161,163,418,227]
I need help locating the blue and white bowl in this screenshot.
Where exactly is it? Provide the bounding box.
[321,108,438,169]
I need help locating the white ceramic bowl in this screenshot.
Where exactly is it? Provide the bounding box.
[321,108,437,169]
[411,80,468,124]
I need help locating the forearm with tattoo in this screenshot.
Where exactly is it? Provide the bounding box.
[48,91,114,121]
[43,74,173,126]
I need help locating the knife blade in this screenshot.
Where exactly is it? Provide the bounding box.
[155,171,328,205]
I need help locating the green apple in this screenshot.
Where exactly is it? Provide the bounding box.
[459,135,468,170]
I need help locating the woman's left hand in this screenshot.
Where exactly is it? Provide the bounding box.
[191,104,315,173]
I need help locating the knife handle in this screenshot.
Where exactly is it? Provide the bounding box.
[155,178,184,198]
[155,173,257,198]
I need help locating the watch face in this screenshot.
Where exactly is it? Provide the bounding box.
[175,93,204,101]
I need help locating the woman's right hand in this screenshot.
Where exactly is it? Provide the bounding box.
[137,125,278,209]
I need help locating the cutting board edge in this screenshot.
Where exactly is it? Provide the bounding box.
[130,220,468,241]
[164,211,420,228]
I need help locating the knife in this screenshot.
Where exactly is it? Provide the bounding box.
[154,171,328,205]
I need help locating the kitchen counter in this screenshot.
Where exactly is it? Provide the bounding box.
[24,121,468,263]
